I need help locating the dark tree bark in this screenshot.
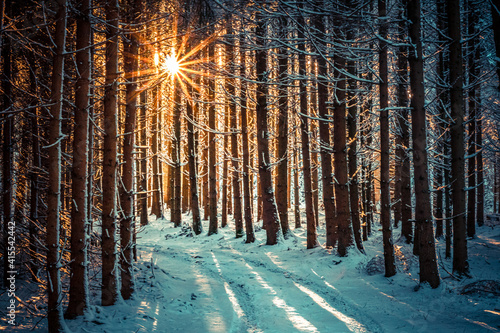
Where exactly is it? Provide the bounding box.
[67,0,91,317]
[407,0,440,288]
[240,33,255,243]
[491,0,500,90]
[276,14,291,238]
[222,108,229,228]
[227,24,244,238]
[466,0,478,238]
[378,0,396,275]
[294,124,301,229]
[298,7,318,249]
[313,2,335,247]
[102,0,119,306]
[347,52,363,253]
[119,0,140,300]
[152,79,163,219]
[139,88,148,227]
[208,40,218,236]
[29,52,40,279]
[447,0,469,276]
[255,9,282,245]
[187,86,202,235]
[395,5,412,243]
[476,106,484,225]
[2,0,12,289]
[46,0,67,330]
[172,44,182,227]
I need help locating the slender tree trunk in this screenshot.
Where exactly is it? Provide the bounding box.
[447,0,469,276]
[172,55,182,227]
[67,0,91,317]
[378,0,396,275]
[119,0,140,300]
[102,0,119,306]
[152,82,163,218]
[298,8,318,249]
[397,6,412,243]
[407,0,440,288]
[2,0,12,289]
[314,3,335,247]
[46,0,67,330]
[491,0,500,90]
[466,0,477,238]
[240,35,255,243]
[476,101,484,225]
[29,53,40,279]
[187,87,202,235]
[256,10,282,245]
[331,7,352,256]
[208,40,218,235]
[222,109,229,228]
[294,124,301,229]
[226,25,243,238]
[276,15,291,238]
[347,53,363,253]
[139,88,148,226]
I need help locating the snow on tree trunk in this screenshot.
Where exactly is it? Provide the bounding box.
[46,0,67,330]
[407,0,440,288]
[102,0,120,306]
[67,0,91,317]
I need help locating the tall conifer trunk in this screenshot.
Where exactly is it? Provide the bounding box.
[379,0,396,275]
[46,0,67,330]
[298,6,318,249]
[276,14,290,238]
[313,1,335,247]
[102,0,119,306]
[119,0,140,300]
[240,32,255,243]
[447,0,469,276]
[67,0,91,317]
[407,0,440,288]
[255,8,281,245]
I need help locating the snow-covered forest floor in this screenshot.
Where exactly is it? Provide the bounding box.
[3,212,500,332]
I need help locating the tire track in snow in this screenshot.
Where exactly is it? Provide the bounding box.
[220,247,385,333]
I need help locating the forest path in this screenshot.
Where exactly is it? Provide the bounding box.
[134,226,383,333]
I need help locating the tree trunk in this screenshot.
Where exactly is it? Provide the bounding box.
[172,57,182,227]
[208,41,218,236]
[187,84,202,235]
[227,24,244,238]
[407,0,440,288]
[119,0,139,300]
[378,0,395,275]
[256,10,282,245]
[29,52,40,279]
[276,15,291,238]
[102,0,119,306]
[397,5,412,243]
[222,108,229,228]
[347,52,363,253]
[466,0,478,238]
[333,16,351,256]
[314,3,335,246]
[2,0,12,290]
[491,0,500,90]
[447,0,469,276]
[298,7,318,249]
[67,0,91,317]
[46,0,67,330]
[240,34,255,243]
